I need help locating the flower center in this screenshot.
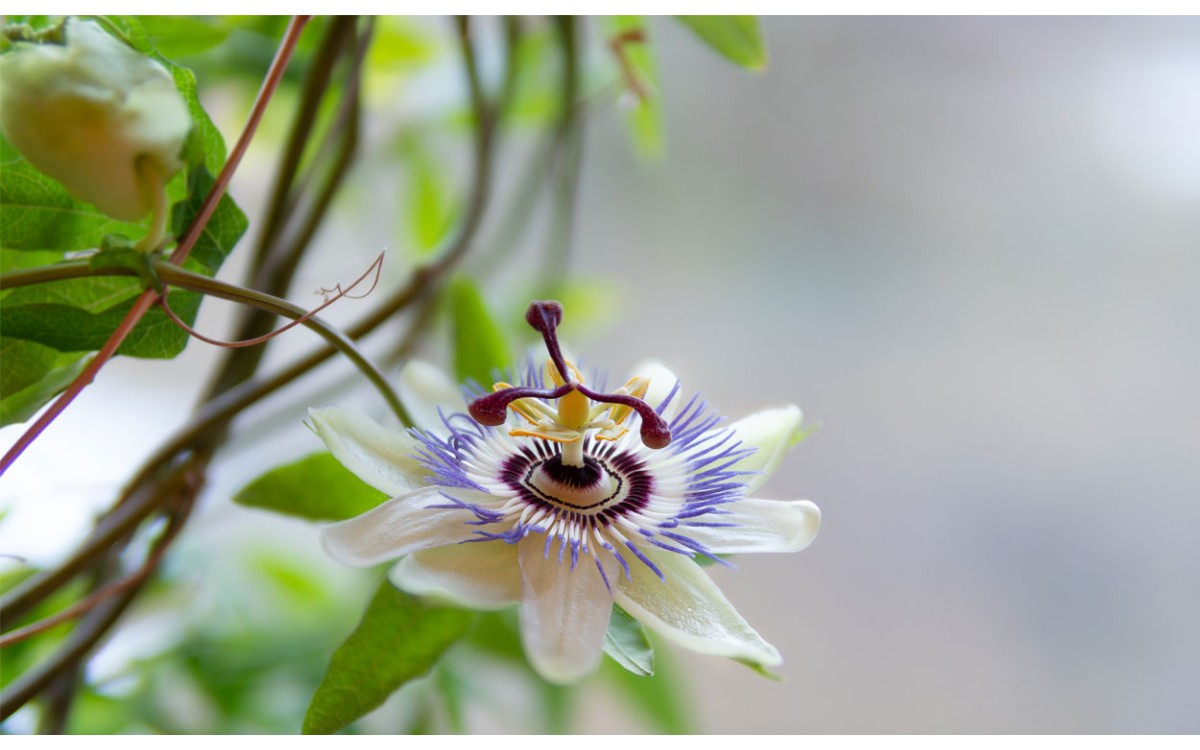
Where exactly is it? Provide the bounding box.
[525,456,623,513]
[499,443,653,525]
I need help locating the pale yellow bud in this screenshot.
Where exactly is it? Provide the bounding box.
[0,19,191,222]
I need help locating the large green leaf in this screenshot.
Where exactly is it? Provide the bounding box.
[675,16,768,71]
[0,337,90,426]
[234,452,388,522]
[303,582,473,734]
[449,277,510,387]
[0,287,201,358]
[0,158,148,252]
[607,16,663,158]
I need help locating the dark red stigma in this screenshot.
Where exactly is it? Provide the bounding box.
[466,301,672,450]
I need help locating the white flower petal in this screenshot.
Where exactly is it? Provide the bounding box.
[684,499,820,554]
[629,360,683,422]
[321,487,483,566]
[725,405,804,493]
[398,360,467,434]
[518,536,616,684]
[309,406,426,497]
[615,546,781,668]
[390,541,521,610]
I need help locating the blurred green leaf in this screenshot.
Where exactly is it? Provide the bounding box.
[603,604,655,677]
[675,16,768,70]
[401,136,457,257]
[234,451,388,522]
[607,16,663,158]
[368,16,436,67]
[449,277,511,387]
[135,15,231,59]
[303,582,473,734]
[0,337,90,426]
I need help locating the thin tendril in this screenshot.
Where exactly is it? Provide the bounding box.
[157,253,383,349]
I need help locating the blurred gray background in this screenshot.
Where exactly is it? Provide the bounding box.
[573,16,1200,732]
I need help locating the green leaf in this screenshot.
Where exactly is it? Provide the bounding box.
[607,17,664,158]
[0,286,201,358]
[0,337,89,426]
[675,16,768,70]
[303,582,473,734]
[234,452,388,522]
[449,277,510,387]
[0,158,147,252]
[170,166,248,276]
[169,63,227,173]
[602,604,655,677]
[400,134,456,257]
[134,16,231,59]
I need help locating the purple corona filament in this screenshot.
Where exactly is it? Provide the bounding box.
[467,300,673,450]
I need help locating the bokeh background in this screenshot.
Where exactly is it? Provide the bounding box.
[3,16,1199,733]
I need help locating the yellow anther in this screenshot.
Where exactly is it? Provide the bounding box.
[545,357,585,388]
[608,376,651,426]
[557,388,591,430]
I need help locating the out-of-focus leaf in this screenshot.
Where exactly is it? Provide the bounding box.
[234,452,388,522]
[0,337,90,426]
[368,16,435,67]
[449,277,510,387]
[603,604,654,677]
[401,135,456,257]
[675,16,768,70]
[466,609,525,662]
[134,15,231,59]
[433,665,467,735]
[0,158,147,252]
[606,16,663,158]
[303,582,473,734]
[503,22,559,127]
[603,636,694,733]
[169,166,248,276]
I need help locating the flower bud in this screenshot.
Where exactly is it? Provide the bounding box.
[0,19,191,222]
